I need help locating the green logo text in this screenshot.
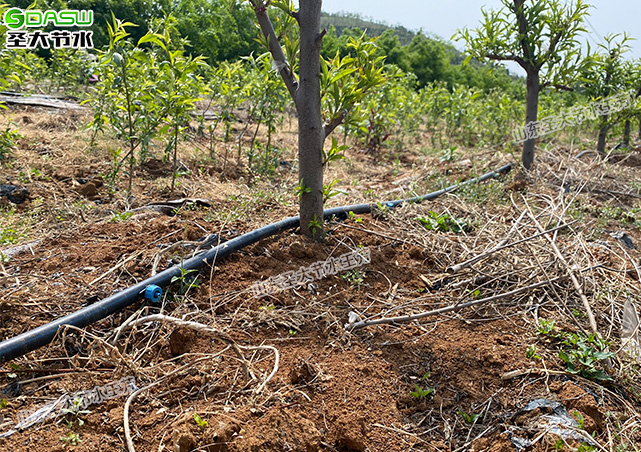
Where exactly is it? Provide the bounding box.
[3,8,93,30]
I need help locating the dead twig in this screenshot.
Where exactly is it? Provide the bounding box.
[448,218,577,274]
[89,251,144,286]
[123,353,227,452]
[522,199,599,335]
[112,314,279,393]
[345,270,596,331]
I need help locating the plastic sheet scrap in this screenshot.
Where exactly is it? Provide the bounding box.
[507,398,597,451]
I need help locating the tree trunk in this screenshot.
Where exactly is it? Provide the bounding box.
[623,119,631,148]
[597,117,608,155]
[254,3,297,100]
[522,71,540,170]
[297,0,324,240]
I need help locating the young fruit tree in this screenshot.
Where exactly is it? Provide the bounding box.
[579,34,633,155]
[247,0,384,240]
[457,0,591,170]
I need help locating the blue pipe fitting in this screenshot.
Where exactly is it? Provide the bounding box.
[143,285,162,303]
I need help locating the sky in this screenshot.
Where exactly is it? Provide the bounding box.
[320,0,640,76]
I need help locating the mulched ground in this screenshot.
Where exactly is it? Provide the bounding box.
[0,106,640,451]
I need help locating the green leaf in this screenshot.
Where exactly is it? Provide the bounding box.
[330,67,358,84]
[558,350,570,364]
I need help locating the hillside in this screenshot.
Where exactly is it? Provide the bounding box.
[321,11,419,45]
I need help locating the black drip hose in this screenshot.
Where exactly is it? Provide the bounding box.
[0,163,512,363]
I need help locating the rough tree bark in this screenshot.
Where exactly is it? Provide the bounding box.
[296,0,324,240]
[252,0,325,240]
[523,70,540,169]
[623,119,631,148]
[597,120,609,155]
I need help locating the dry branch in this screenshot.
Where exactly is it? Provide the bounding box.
[89,251,144,286]
[523,204,599,335]
[112,314,279,393]
[448,218,577,273]
[123,354,227,452]
[345,271,591,331]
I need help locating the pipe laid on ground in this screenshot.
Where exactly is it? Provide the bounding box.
[0,163,512,363]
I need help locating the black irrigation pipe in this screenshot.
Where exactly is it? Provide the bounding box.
[0,163,513,363]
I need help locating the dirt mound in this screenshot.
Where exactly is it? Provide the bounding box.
[231,411,321,452]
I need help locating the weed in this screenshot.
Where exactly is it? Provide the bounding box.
[60,432,82,446]
[61,397,91,425]
[171,268,200,295]
[526,344,541,359]
[375,202,392,215]
[558,332,614,381]
[439,145,459,162]
[0,228,22,244]
[193,413,208,429]
[538,320,614,381]
[572,308,586,319]
[458,179,507,206]
[17,168,46,184]
[537,318,556,335]
[594,205,641,229]
[111,211,134,222]
[572,410,585,429]
[417,211,470,233]
[410,384,434,400]
[341,269,365,289]
[17,171,29,184]
[0,123,20,162]
[458,410,481,424]
[59,396,90,447]
[347,211,362,223]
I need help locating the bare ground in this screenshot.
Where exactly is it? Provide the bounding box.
[0,106,640,452]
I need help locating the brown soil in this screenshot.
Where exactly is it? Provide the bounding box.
[0,106,640,452]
